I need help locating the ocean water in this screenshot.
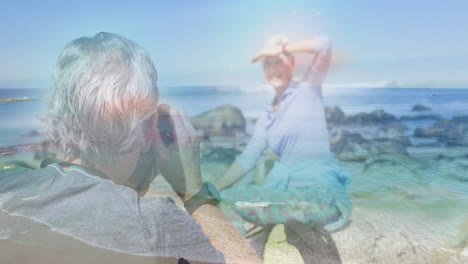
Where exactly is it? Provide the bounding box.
[2,87,467,147]
[1,87,467,262]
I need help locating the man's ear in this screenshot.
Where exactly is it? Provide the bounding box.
[142,114,157,152]
[142,140,152,152]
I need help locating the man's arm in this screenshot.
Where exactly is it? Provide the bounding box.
[192,204,262,264]
[152,106,261,264]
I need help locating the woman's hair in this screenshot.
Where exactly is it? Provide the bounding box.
[261,34,294,65]
[263,34,289,49]
[46,32,158,165]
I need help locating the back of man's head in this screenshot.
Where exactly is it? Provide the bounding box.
[47,32,158,165]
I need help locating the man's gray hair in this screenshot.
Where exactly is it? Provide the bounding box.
[47,32,158,165]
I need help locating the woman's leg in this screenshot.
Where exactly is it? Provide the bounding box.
[220,184,342,234]
[220,183,344,263]
[219,186,265,236]
[284,222,342,264]
[246,224,274,259]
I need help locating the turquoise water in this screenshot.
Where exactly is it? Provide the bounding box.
[1,87,467,147]
[1,87,467,262]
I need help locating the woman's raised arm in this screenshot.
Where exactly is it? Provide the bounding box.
[251,36,331,63]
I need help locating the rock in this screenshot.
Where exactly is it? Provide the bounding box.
[439,158,468,182]
[325,106,346,125]
[441,116,468,146]
[381,122,409,131]
[411,104,432,111]
[414,127,445,138]
[201,146,241,164]
[377,127,411,144]
[0,147,16,156]
[199,145,278,185]
[200,162,231,183]
[400,114,442,121]
[33,141,55,160]
[414,116,468,146]
[375,138,409,155]
[191,105,246,137]
[328,131,369,161]
[445,172,468,182]
[0,97,33,103]
[330,129,409,161]
[0,140,55,159]
[343,110,398,126]
[22,130,40,137]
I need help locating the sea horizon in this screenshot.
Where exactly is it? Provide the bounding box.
[1,86,468,148]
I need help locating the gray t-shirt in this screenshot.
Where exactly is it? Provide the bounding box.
[0,164,225,263]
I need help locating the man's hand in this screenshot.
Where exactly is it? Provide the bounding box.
[152,105,262,264]
[153,104,203,202]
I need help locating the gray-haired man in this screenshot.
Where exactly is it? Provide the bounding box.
[0,32,261,264]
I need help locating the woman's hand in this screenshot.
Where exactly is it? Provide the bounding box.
[152,104,203,202]
[251,45,282,63]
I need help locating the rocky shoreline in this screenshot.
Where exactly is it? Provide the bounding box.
[0,97,37,103]
[1,104,467,263]
[2,104,468,166]
[194,105,467,264]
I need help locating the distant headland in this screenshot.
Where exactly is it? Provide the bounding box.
[0,97,34,103]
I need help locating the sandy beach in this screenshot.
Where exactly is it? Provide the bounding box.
[1,93,468,263]
[0,212,186,264]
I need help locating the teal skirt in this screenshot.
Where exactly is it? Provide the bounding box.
[220,157,352,233]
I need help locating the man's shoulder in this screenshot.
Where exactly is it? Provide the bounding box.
[0,166,225,262]
[129,195,226,262]
[0,165,54,192]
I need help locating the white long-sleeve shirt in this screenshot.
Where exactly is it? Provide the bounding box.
[237,36,333,174]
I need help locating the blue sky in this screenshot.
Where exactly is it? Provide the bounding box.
[1,0,467,89]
